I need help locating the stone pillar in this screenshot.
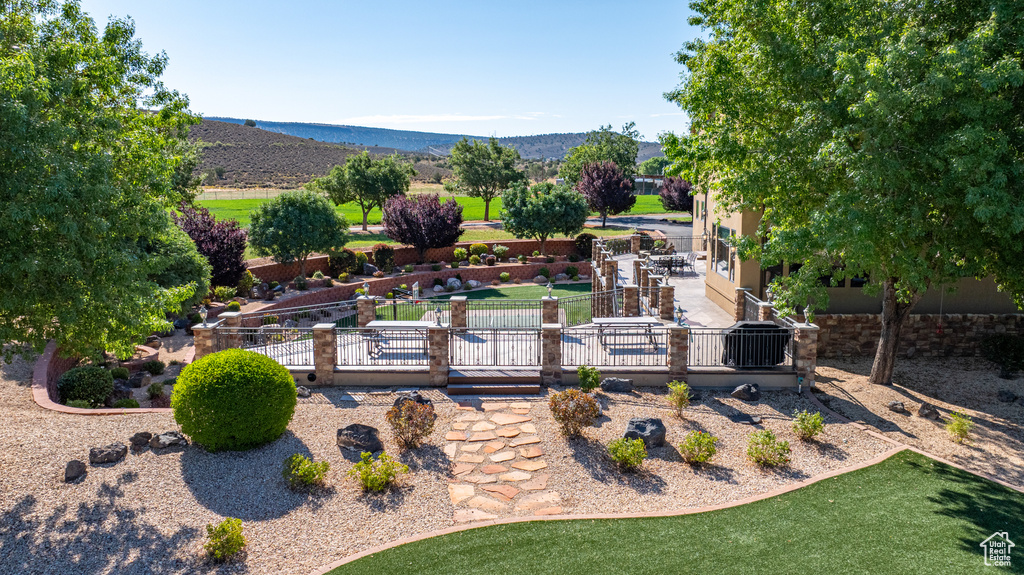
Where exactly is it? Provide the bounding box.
[540,323,562,386]
[758,302,774,322]
[357,296,376,327]
[667,324,689,382]
[649,275,664,309]
[660,283,676,321]
[192,321,220,360]
[592,240,603,267]
[734,287,750,322]
[630,234,642,254]
[794,323,819,388]
[427,326,449,387]
[623,285,639,317]
[218,312,243,350]
[542,296,559,325]
[312,323,336,385]
[639,266,650,294]
[449,296,468,328]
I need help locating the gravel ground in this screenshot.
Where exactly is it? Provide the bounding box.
[814,357,1024,488]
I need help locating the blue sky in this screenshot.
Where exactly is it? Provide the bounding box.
[80,0,699,140]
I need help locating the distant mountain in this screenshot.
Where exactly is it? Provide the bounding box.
[207,116,664,162]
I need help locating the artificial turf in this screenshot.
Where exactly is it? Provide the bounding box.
[327,450,1023,574]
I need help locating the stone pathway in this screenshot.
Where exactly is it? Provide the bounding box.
[444,400,562,522]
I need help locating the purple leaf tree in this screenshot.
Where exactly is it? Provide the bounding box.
[659,177,694,212]
[576,161,636,227]
[382,194,465,263]
[172,203,248,287]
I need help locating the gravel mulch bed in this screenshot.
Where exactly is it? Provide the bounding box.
[814,357,1024,489]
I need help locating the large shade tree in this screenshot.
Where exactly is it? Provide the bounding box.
[0,0,207,360]
[559,123,641,187]
[576,162,637,227]
[247,190,350,278]
[448,137,525,222]
[382,194,465,263]
[307,151,414,231]
[667,0,1024,384]
[501,182,590,255]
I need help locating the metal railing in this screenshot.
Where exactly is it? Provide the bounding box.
[659,235,701,254]
[239,300,359,328]
[216,326,314,367]
[772,309,799,328]
[466,300,541,328]
[557,293,594,327]
[562,327,668,367]
[449,328,541,367]
[638,235,656,251]
[373,299,450,324]
[688,327,795,369]
[335,327,430,366]
[743,290,761,322]
[639,285,659,317]
[605,238,631,256]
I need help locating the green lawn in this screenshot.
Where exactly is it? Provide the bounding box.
[428,283,592,301]
[327,451,1024,575]
[200,195,668,228]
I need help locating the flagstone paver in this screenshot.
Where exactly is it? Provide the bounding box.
[471,421,497,431]
[509,435,541,447]
[460,442,483,452]
[481,402,508,411]
[443,443,458,458]
[467,431,498,442]
[463,474,498,484]
[519,446,543,459]
[509,402,531,410]
[448,484,474,504]
[481,484,520,501]
[457,454,485,464]
[483,440,506,453]
[520,423,537,434]
[467,496,507,512]
[491,413,533,426]
[451,463,475,476]
[536,507,563,516]
[495,427,521,438]
[445,431,467,441]
[519,474,549,491]
[499,471,532,482]
[512,408,531,415]
[457,412,486,421]
[514,491,561,512]
[512,460,548,472]
[480,464,509,475]
[489,451,515,462]
[454,509,498,523]
[452,422,470,430]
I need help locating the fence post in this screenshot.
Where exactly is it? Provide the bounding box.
[541,323,562,386]
[450,296,468,328]
[649,274,664,309]
[734,287,750,322]
[542,296,559,324]
[630,234,642,254]
[667,324,689,382]
[623,285,639,317]
[312,323,336,385]
[191,321,221,360]
[639,265,650,293]
[219,312,243,350]
[592,239,602,268]
[659,283,676,321]
[357,296,375,327]
[758,302,774,322]
[428,326,449,387]
[794,323,819,388]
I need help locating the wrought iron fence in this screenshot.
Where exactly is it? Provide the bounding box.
[216,326,314,367]
[605,238,631,256]
[772,309,799,328]
[335,327,430,367]
[466,300,541,328]
[449,328,541,367]
[743,290,761,322]
[660,235,701,254]
[639,285,659,317]
[561,327,668,367]
[688,327,795,369]
[638,235,656,251]
[239,300,359,328]
[557,293,594,327]
[373,299,450,324]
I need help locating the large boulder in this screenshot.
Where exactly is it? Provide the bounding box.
[363,263,379,276]
[533,275,548,284]
[466,280,482,289]
[129,432,153,449]
[127,371,151,389]
[886,401,907,414]
[553,273,569,282]
[917,402,940,420]
[172,317,190,330]
[446,278,462,289]
[145,335,162,349]
[623,418,667,448]
[393,390,433,409]
[731,383,761,402]
[337,424,383,453]
[64,460,87,483]
[89,443,127,465]
[104,380,133,407]
[600,378,634,393]
[296,386,311,398]
[150,431,188,449]
[433,285,445,293]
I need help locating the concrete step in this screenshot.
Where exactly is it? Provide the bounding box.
[446,383,541,396]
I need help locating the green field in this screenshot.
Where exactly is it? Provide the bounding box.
[200,195,670,228]
[428,283,592,301]
[327,450,1024,575]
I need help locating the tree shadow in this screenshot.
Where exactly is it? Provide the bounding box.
[0,472,217,574]
[567,436,667,494]
[353,484,410,512]
[179,430,312,521]
[689,463,739,483]
[396,443,451,474]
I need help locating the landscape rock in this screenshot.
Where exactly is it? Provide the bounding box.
[446,278,462,289]
[337,424,383,453]
[997,389,1018,403]
[730,383,761,402]
[149,431,188,449]
[129,432,153,448]
[433,285,445,293]
[393,390,433,409]
[579,275,591,281]
[467,280,482,288]
[145,335,162,349]
[553,273,569,282]
[64,460,86,482]
[460,260,470,267]
[917,402,940,420]
[886,401,907,414]
[296,386,311,398]
[623,418,667,448]
[127,371,151,389]
[172,318,190,330]
[533,275,548,284]
[105,381,133,407]
[89,443,128,465]
[600,377,634,393]
[283,319,298,328]
[363,263,378,276]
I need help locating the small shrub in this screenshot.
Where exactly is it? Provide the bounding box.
[142,360,166,375]
[549,389,600,437]
[433,278,443,286]
[667,380,691,418]
[372,270,384,278]
[499,272,511,282]
[445,284,457,293]
[945,410,974,443]
[493,245,510,259]
[485,255,496,266]
[371,243,396,273]
[282,453,330,489]
[452,247,468,261]
[110,367,130,380]
[312,270,324,279]
[213,286,236,302]
[114,398,140,409]
[532,250,540,257]
[147,382,165,400]
[355,251,369,274]
[491,279,500,286]
[792,410,824,441]
[328,247,358,278]
[463,283,473,291]
[225,301,241,312]
[66,399,93,409]
[679,431,718,465]
[58,367,113,406]
[339,272,349,283]
[386,400,436,448]
[431,264,442,272]
[189,312,202,325]
[237,270,258,298]
[354,288,366,296]
[577,365,600,392]
[386,292,394,298]
[568,254,581,263]
[513,278,522,284]
[608,437,647,470]
[747,430,791,467]
[399,284,408,290]
[571,275,580,281]
[469,254,482,266]
[654,239,666,249]
[323,277,334,287]
[202,297,212,307]
[545,256,555,264]
[294,276,308,290]
[347,451,409,492]
[268,280,279,290]
[566,266,579,277]
[469,243,489,257]
[517,254,528,264]
[403,264,415,273]
[262,315,280,325]
[450,261,459,269]
[575,232,597,259]
[538,267,551,279]
[169,360,180,366]
[204,517,246,562]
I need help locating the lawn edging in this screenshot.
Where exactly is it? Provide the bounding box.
[308,446,907,575]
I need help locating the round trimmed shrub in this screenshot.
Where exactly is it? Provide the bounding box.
[575,232,597,259]
[172,349,297,452]
[58,366,113,407]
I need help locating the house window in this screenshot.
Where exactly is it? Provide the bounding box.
[713,225,734,281]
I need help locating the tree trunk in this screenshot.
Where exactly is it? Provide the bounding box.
[484,199,490,222]
[868,278,922,385]
[361,209,369,231]
[539,236,547,256]
[602,211,608,227]
[299,257,307,280]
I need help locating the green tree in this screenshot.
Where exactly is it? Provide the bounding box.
[559,123,641,187]
[248,190,350,278]
[448,137,526,221]
[638,156,671,176]
[668,0,1024,385]
[500,182,590,255]
[146,226,212,315]
[0,0,205,360]
[307,151,414,231]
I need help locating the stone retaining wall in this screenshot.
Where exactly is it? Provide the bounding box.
[814,313,1024,358]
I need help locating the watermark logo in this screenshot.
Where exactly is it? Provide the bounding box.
[981,532,1014,567]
